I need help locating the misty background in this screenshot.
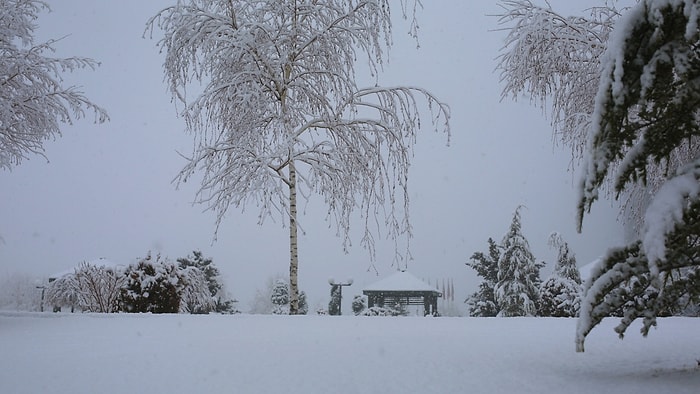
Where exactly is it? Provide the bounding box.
[0,1,626,312]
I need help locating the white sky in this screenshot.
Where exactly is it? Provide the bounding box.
[0,1,627,312]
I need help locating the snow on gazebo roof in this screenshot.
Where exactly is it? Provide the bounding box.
[363,270,439,293]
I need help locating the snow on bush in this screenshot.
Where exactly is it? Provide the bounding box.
[120,253,182,314]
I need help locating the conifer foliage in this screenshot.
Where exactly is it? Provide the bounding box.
[328,285,341,316]
[121,253,182,314]
[467,207,543,317]
[574,0,700,352]
[539,233,581,317]
[271,279,290,315]
[177,250,236,314]
[465,238,501,317]
[496,0,700,350]
[496,206,543,317]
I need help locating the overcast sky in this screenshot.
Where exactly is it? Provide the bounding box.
[0,1,628,312]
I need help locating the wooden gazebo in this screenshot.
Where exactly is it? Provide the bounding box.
[363,270,442,316]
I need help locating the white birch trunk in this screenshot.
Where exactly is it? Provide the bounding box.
[288,160,300,315]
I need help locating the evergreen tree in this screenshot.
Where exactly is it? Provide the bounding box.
[496,206,543,317]
[177,250,236,313]
[177,251,220,297]
[121,252,182,314]
[573,0,700,352]
[178,266,215,314]
[539,233,582,317]
[298,291,308,315]
[328,285,341,316]
[271,279,290,315]
[465,237,501,317]
[352,295,367,316]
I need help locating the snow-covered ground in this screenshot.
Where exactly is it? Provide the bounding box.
[1,313,698,394]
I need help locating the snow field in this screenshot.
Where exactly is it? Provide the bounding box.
[1,313,698,394]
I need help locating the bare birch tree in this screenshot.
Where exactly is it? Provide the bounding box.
[147,0,450,314]
[0,0,108,170]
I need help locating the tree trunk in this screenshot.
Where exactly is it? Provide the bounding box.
[288,160,300,314]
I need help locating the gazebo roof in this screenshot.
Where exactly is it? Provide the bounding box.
[363,270,439,293]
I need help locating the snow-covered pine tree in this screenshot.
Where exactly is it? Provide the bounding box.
[0,0,108,170]
[465,237,501,317]
[328,285,341,316]
[496,206,543,317]
[147,0,450,314]
[271,279,290,315]
[177,250,236,313]
[178,266,215,314]
[539,233,582,317]
[177,251,220,297]
[120,252,182,314]
[575,0,700,352]
[298,291,308,315]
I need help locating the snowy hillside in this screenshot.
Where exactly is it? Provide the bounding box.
[1,313,698,393]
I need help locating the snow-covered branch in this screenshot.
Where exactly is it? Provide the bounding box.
[0,0,108,170]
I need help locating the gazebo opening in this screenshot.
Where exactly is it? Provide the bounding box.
[362,270,442,316]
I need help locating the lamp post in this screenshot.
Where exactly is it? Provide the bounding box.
[328,278,353,316]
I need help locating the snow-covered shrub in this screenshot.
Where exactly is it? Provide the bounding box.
[539,233,581,317]
[352,295,367,315]
[388,301,409,317]
[71,262,125,313]
[361,303,408,317]
[328,285,341,316]
[298,291,308,315]
[248,275,305,314]
[177,250,237,314]
[178,266,215,314]
[361,307,392,316]
[271,279,290,315]
[45,262,126,313]
[539,277,581,318]
[120,253,182,314]
[45,274,79,312]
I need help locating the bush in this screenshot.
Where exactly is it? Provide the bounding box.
[120,253,182,313]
